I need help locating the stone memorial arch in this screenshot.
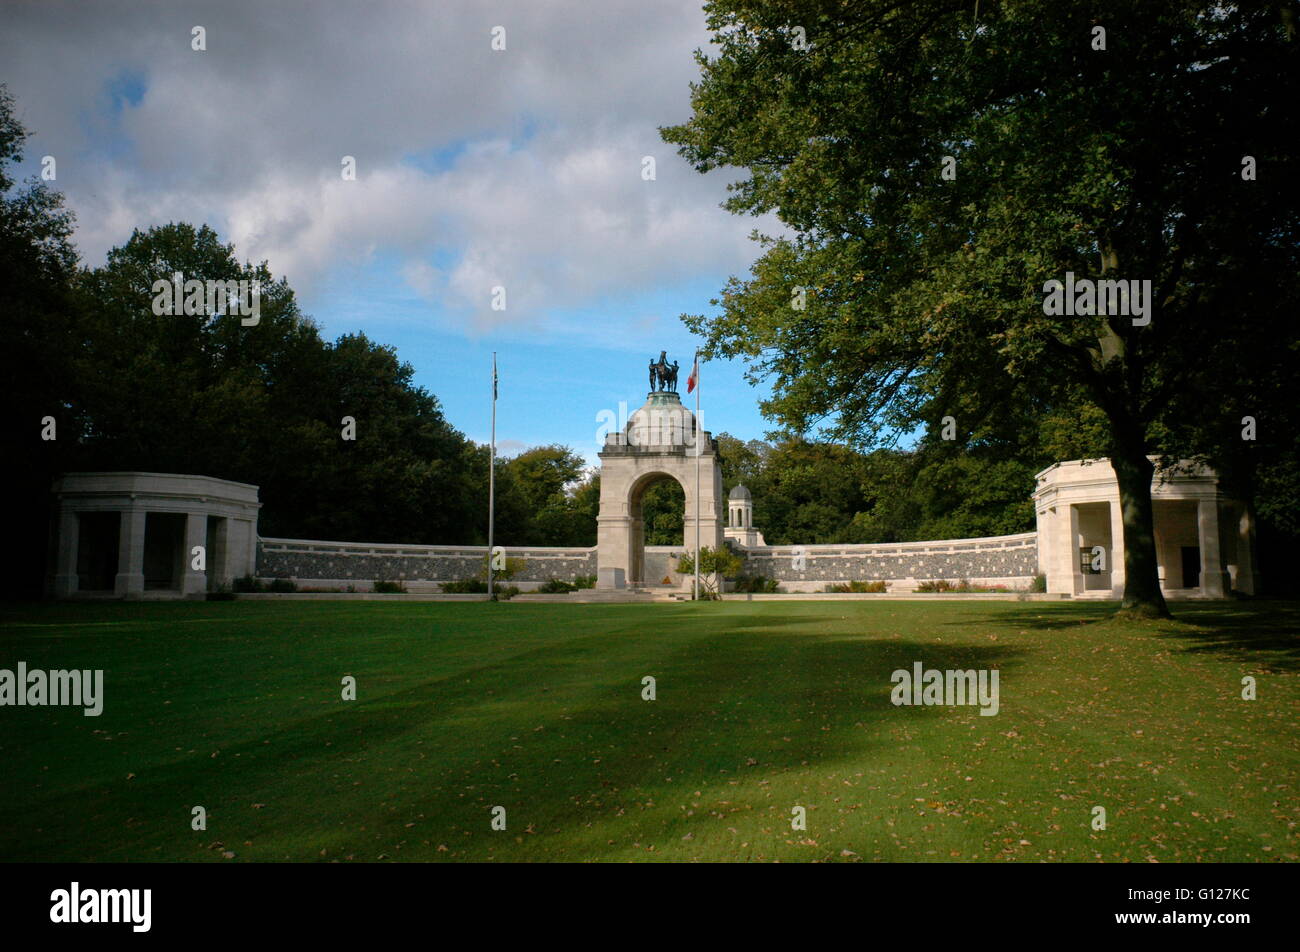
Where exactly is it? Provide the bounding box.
[596,356,723,590]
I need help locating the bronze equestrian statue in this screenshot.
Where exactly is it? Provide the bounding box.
[648,351,680,393]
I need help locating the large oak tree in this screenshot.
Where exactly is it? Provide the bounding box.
[664,0,1300,616]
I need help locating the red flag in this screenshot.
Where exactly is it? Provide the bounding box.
[687,355,699,393]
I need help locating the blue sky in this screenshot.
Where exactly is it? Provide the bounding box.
[1,0,788,467]
[304,251,775,464]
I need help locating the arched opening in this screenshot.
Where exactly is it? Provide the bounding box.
[627,472,687,587]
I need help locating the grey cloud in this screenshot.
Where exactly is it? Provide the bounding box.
[1,0,774,328]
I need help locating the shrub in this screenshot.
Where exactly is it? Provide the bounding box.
[916,579,1009,594]
[733,574,779,593]
[205,590,236,601]
[374,579,405,594]
[1030,573,1047,593]
[441,578,488,594]
[573,575,596,590]
[233,575,264,593]
[268,578,297,593]
[496,585,520,600]
[823,580,887,593]
[478,554,526,582]
[677,545,745,598]
[538,578,576,594]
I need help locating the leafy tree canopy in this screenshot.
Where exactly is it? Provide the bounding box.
[664,1,1300,614]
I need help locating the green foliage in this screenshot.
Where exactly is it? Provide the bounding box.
[676,545,745,579]
[732,574,780,593]
[0,85,82,596]
[538,578,576,594]
[232,575,263,593]
[640,478,685,544]
[268,578,297,593]
[915,579,1008,594]
[442,575,518,597]
[663,2,1300,612]
[823,581,886,593]
[373,579,405,594]
[715,433,768,490]
[712,431,1040,545]
[479,555,526,582]
[745,438,871,544]
[573,575,596,590]
[502,446,597,546]
[677,545,745,598]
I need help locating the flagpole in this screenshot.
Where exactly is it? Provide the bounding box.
[488,352,497,601]
[694,350,701,601]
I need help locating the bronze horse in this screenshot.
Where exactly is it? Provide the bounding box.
[648,351,679,393]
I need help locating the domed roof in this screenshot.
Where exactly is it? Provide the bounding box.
[625,391,697,447]
[729,484,752,500]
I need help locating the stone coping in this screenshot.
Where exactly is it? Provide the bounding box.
[54,471,260,498]
[740,532,1036,555]
[236,592,492,601]
[259,537,595,556]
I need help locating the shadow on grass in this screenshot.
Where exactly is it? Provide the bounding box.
[1152,601,1300,673]
[957,598,1300,673]
[0,614,1032,861]
[939,601,1116,632]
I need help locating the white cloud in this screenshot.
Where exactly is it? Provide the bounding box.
[2,0,779,337]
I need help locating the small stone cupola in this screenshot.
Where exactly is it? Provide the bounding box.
[728,484,752,529]
[724,483,765,548]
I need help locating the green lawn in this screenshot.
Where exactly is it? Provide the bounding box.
[1,599,1296,862]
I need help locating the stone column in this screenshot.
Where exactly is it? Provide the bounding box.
[1068,504,1084,595]
[115,508,147,598]
[628,516,645,587]
[210,516,230,586]
[51,508,80,597]
[182,511,208,598]
[596,513,631,589]
[682,494,724,555]
[1108,496,1126,598]
[1197,498,1229,597]
[245,517,258,580]
[1034,504,1054,591]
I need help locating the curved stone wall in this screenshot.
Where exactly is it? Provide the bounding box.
[256,532,1039,589]
[257,538,595,583]
[739,533,1039,583]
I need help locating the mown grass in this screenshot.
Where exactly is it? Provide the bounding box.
[0,599,1295,862]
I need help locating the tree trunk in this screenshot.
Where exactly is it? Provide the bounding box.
[1109,449,1171,618]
